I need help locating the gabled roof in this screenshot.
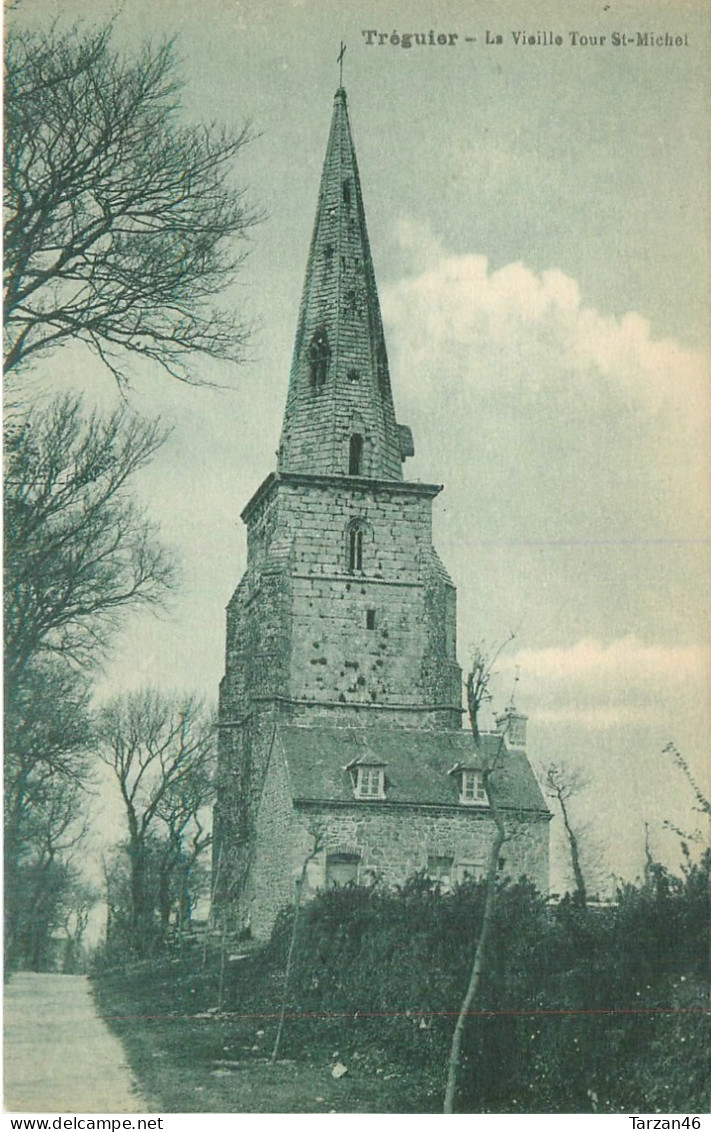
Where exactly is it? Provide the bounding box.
[275,726,549,815]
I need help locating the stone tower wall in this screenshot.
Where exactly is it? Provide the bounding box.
[228,475,462,728]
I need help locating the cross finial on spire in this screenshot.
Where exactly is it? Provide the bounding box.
[338,41,346,87]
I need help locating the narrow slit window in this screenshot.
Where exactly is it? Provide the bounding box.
[349,433,364,475]
[366,609,376,630]
[342,178,352,206]
[377,341,389,396]
[348,525,364,572]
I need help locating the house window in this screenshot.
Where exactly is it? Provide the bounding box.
[366,609,376,630]
[427,855,454,889]
[347,519,367,572]
[459,770,488,805]
[355,766,385,799]
[456,860,485,884]
[326,852,360,888]
[309,329,330,389]
[349,433,364,475]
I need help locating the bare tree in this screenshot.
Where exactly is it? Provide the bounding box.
[155,756,215,935]
[4,395,174,970]
[443,654,510,1114]
[663,742,711,819]
[97,689,215,954]
[4,656,93,969]
[4,22,260,386]
[58,876,99,973]
[8,766,90,971]
[544,762,589,907]
[466,633,516,743]
[4,395,175,691]
[661,742,711,851]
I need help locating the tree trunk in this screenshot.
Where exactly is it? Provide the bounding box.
[129,841,151,954]
[443,806,506,1113]
[559,794,586,907]
[271,873,307,1064]
[271,836,321,1064]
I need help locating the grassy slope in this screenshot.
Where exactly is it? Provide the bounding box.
[91,948,439,1114]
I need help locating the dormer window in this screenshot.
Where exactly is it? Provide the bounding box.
[356,766,385,798]
[449,764,489,806]
[460,770,487,805]
[347,759,387,799]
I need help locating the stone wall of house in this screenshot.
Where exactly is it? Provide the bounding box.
[244,794,550,939]
[296,802,550,893]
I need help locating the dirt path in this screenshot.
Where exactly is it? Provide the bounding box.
[4,973,149,1113]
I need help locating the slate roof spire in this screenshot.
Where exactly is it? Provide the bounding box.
[278,87,413,480]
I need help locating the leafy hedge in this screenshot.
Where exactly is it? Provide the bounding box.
[94,851,710,1112]
[236,854,710,1112]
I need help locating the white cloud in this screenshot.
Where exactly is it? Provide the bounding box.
[382,223,711,550]
[502,636,710,686]
[383,228,708,431]
[492,639,711,796]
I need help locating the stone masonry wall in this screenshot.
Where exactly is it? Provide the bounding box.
[237,476,462,728]
[215,470,463,921]
[246,791,550,939]
[247,745,313,939]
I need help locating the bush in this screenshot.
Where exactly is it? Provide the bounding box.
[94,853,710,1112]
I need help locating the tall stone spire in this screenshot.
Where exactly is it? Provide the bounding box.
[278,87,412,481]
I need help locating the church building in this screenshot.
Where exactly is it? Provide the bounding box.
[213,86,550,939]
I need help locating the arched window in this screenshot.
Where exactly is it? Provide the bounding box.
[346,518,367,572]
[308,329,330,389]
[349,526,363,572]
[349,433,364,475]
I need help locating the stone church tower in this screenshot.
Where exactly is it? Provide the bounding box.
[213,88,549,937]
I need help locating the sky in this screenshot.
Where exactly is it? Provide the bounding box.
[8,0,711,888]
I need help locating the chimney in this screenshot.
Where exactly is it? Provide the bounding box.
[495,707,528,749]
